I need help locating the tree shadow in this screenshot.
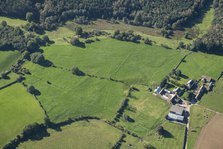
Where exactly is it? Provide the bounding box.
[39,60,54,67]
[181,74,189,79]
[34,89,41,96]
[162,129,174,138]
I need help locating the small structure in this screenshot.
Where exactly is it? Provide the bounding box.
[154,86,162,94]
[167,105,185,122]
[201,75,214,83]
[186,80,196,89]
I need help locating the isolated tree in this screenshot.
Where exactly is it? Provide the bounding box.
[26,12,34,22]
[144,38,152,45]
[27,40,39,53]
[1,20,7,27]
[30,52,45,64]
[75,26,83,35]
[70,37,81,46]
[175,70,182,76]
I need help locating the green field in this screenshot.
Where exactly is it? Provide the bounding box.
[0,72,18,87]
[24,62,126,123]
[0,83,44,147]
[0,51,21,72]
[178,52,223,80]
[0,17,27,27]
[147,122,186,149]
[200,78,223,113]
[19,120,121,149]
[118,85,169,137]
[121,134,146,149]
[43,39,186,85]
[187,105,215,149]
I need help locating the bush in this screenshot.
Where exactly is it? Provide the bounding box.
[71,66,85,76]
[144,38,152,45]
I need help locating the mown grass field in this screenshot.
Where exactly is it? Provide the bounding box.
[118,85,169,137]
[147,122,186,149]
[0,83,44,147]
[200,78,223,113]
[24,62,126,123]
[0,51,21,72]
[0,17,27,27]
[43,39,186,85]
[121,135,146,149]
[19,120,121,149]
[178,52,223,80]
[187,105,215,149]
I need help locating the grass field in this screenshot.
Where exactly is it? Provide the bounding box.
[23,62,126,123]
[121,134,146,149]
[187,105,215,149]
[0,51,21,72]
[194,114,223,149]
[0,17,27,27]
[0,72,18,87]
[19,120,121,149]
[43,39,186,85]
[0,83,44,147]
[147,122,186,149]
[200,78,223,113]
[118,85,169,137]
[178,52,223,80]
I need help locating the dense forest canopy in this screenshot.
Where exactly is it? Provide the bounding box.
[0,0,210,29]
[194,0,223,54]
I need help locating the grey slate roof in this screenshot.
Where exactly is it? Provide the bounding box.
[170,105,184,115]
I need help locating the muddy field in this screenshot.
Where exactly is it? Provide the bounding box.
[195,114,223,149]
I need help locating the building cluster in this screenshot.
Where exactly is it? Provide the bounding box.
[154,75,215,124]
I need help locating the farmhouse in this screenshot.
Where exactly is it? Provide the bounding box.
[173,87,182,96]
[167,105,185,122]
[186,80,196,89]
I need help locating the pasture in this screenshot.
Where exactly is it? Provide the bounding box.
[42,39,186,85]
[187,105,215,149]
[0,17,27,27]
[147,122,186,149]
[178,52,223,80]
[118,85,169,137]
[23,62,126,123]
[19,120,121,149]
[200,78,223,113]
[0,51,21,72]
[0,83,44,147]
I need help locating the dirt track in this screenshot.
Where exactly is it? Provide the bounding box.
[195,114,223,149]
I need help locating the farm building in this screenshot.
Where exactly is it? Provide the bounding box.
[186,80,196,89]
[195,85,206,100]
[167,105,185,122]
[173,87,183,96]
